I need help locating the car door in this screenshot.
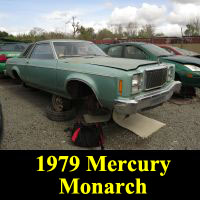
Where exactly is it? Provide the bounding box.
[16,43,34,82]
[123,45,148,60]
[27,43,57,91]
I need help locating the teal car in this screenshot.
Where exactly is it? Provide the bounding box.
[6,40,180,115]
[104,42,200,96]
[0,42,28,75]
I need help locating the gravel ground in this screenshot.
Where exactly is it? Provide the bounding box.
[0,78,200,150]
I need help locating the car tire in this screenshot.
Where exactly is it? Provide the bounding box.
[46,105,77,122]
[180,86,196,98]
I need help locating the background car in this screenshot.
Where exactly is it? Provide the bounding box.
[0,41,29,76]
[104,42,200,97]
[159,45,200,58]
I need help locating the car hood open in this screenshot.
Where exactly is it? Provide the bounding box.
[162,55,200,65]
[62,56,158,71]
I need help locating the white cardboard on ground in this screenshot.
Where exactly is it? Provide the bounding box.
[83,114,111,123]
[113,111,166,138]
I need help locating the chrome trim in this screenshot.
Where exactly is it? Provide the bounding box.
[144,66,168,91]
[114,81,181,115]
[50,41,58,60]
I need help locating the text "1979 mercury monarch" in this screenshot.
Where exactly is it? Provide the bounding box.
[6,40,181,115]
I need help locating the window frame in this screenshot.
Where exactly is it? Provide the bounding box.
[28,42,56,60]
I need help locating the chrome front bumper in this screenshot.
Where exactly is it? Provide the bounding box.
[114,81,181,115]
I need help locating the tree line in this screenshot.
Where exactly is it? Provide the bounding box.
[0,17,200,42]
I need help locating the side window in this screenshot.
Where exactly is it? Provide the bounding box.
[124,46,147,60]
[107,46,123,57]
[30,43,54,59]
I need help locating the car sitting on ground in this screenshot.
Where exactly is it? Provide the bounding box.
[0,41,29,76]
[159,45,200,59]
[5,39,181,119]
[104,42,200,97]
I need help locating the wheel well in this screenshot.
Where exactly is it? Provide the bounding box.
[12,70,21,80]
[67,80,95,99]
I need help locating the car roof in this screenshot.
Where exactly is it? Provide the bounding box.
[36,39,92,44]
[109,42,149,46]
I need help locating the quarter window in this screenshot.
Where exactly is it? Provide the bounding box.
[107,46,123,57]
[20,44,34,58]
[124,46,147,60]
[30,43,54,59]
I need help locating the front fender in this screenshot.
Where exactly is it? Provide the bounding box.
[65,73,118,108]
[65,73,100,98]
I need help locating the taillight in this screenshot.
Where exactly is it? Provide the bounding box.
[0,54,7,63]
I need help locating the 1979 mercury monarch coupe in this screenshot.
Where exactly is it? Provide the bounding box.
[6,40,181,116]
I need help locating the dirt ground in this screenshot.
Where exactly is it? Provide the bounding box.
[0,78,200,150]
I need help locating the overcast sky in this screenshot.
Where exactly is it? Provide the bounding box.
[0,0,200,36]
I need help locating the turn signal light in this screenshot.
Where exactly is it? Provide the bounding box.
[119,80,123,96]
[187,74,193,78]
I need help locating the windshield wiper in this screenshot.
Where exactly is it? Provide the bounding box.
[86,54,109,57]
[158,55,172,58]
[59,55,82,58]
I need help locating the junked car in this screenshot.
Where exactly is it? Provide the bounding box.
[0,42,29,76]
[159,45,200,59]
[6,40,181,118]
[104,42,200,96]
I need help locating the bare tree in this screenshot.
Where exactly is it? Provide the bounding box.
[185,17,200,36]
[125,22,138,38]
[29,27,45,36]
[138,24,155,38]
[71,16,80,38]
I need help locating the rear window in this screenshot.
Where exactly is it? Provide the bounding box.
[0,43,28,52]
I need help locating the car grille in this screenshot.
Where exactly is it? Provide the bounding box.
[145,68,167,90]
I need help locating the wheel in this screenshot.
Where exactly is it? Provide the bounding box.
[46,105,76,122]
[180,86,196,98]
[51,95,72,112]
[174,73,196,98]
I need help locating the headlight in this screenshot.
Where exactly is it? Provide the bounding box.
[168,66,175,81]
[184,64,200,71]
[132,74,143,94]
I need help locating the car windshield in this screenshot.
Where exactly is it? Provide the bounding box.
[0,43,28,52]
[53,42,107,58]
[142,43,173,57]
[173,47,199,56]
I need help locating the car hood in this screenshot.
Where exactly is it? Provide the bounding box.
[0,51,21,58]
[162,55,200,65]
[62,56,157,71]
